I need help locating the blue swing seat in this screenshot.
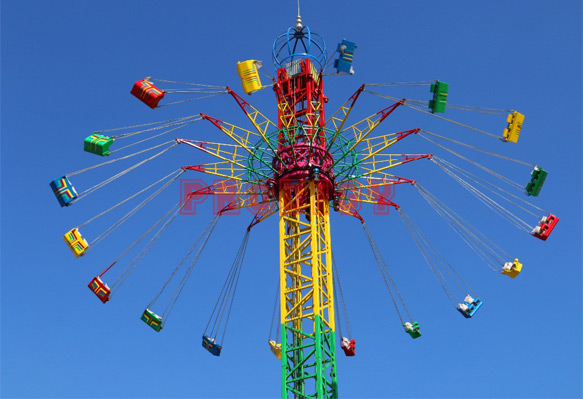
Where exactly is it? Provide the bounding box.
[202,335,222,356]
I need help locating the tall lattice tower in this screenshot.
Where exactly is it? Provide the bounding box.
[272,14,338,399]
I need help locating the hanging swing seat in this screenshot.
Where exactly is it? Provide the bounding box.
[84,133,114,156]
[403,321,422,339]
[502,258,523,278]
[502,111,525,143]
[202,335,222,356]
[141,308,163,332]
[268,340,282,359]
[131,79,165,109]
[88,276,111,303]
[334,39,357,74]
[50,176,78,207]
[525,166,548,196]
[532,214,559,241]
[340,337,356,357]
[237,60,263,95]
[457,295,483,319]
[63,228,89,258]
[428,80,449,113]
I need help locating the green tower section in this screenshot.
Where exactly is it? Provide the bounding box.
[281,316,338,398]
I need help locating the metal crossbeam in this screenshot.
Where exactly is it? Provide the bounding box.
[279,181,337,399]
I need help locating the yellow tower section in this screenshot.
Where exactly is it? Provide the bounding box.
[279,179,337,398]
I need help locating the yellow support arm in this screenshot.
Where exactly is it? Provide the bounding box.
[340,154,430,181]
[227,88,282,161]
[248,200,279,229]
[201,113,261,151]
[359,128,420,162]
[176,139,246,168]
[341,174,414,191]
[342,101,403,153]
[326,85,365,149]
[334,128,419,178]
[185,178,276,215]
[201,113,276,174]
[337,179,402,207]
[182,161,247,181]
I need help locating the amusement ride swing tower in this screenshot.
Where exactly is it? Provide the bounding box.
[272,19,338,397]
[50,4,560,399]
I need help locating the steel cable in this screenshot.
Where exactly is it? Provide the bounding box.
[162,214,222,324]
[72,142,178,203]
[362,222,413,324]
[420,129,534,168]
[332,252,352,339]
[78,169,183,229]
[110,200,183,295]
[431,158,533,233]
[415,183,509,270]
[110,122,195,154]
[434,157,546,215]
[419,133,527,191]
[68,140,176,177]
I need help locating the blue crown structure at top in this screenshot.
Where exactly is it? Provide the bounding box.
[272,14,327,70]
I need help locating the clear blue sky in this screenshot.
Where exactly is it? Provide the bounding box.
[2,1,582,398]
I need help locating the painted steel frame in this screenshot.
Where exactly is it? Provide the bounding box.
[279,181,337,398]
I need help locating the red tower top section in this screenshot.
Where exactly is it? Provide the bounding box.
[272,59,333,194]
[274,58,327,148]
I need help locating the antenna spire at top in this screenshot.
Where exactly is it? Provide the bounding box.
[295,0,303,31]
